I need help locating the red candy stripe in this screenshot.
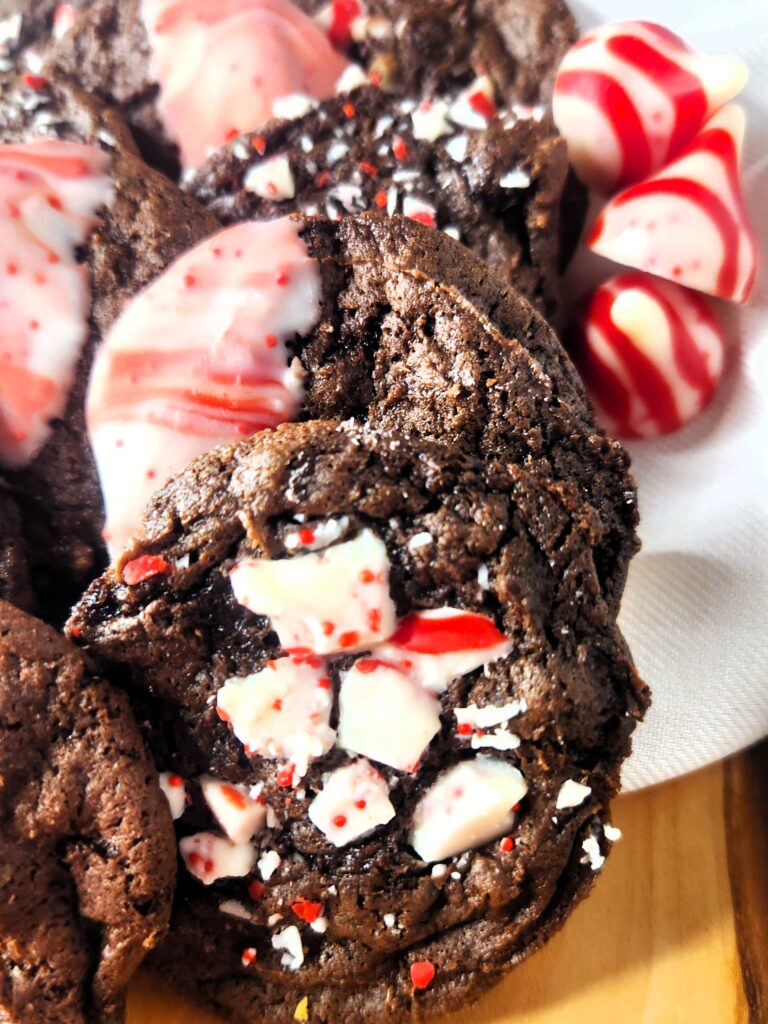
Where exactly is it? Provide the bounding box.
[410,961,436,990]
[122,555,171,585]
[389,612,506,655]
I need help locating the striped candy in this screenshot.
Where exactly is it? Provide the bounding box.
[566,273,726,439]
[553,21,748,194]
[589,105,758,304]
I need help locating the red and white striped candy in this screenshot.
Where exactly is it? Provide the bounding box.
[588,105,758,304]
[566,272,726,439]
[553,21,748,193]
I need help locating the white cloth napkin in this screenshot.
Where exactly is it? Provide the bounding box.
[564,0,768,790]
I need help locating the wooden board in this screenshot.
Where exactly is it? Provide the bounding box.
[129,748,765,1024]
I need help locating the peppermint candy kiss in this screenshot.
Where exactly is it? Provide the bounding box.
[566,273,726,439]
[588,105,758,304]
[553,21,748,193]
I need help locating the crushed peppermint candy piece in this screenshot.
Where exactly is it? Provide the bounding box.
[402,195,437,228]
[454,701,526,731]
[445,133,469,162]
[375,608,512,694]
[179,832,257,885]
[580,833,606,871]
[338,660,441,772]
[604,823,623,843]
[273,94,319,121]
[556,779,592,810]
[258,849,282,881]
[158,772,187,820]
[308,759,395,847]
[500,168,532,189]
[411,99,451,142]
[407,532,432,550]
[449,75,497,129]
[335,62,369,94]
[241,946,257,966]
[291,899,323,924]
[244,154,296,200]
[122,555,171,585]
[230,529,397,655]
[272,925,304,970]
[217,655,335,777]
[410,960,436,990]
[200,776,268,843]
[220,899,256,921]
[53,5,77,39]
[470,727,521,751]
[410,757,528,863]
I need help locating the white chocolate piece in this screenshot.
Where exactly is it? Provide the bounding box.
[308,759,396,847]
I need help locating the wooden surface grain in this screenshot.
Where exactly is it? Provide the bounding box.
[129,750,763,1024]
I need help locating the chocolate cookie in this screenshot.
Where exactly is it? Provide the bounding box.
[0,483,32,611]
[68,419,648,1023]
[188,85,578,316]
[0,73,218,621]
[0,599,176,1024]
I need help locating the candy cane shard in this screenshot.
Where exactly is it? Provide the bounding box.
[553,21,748,194]
[566,272,726,439]
[588,105,758,304]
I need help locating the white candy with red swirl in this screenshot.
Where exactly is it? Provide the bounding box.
[140,0,353,169]
[200,776,268,843]
[0,140,111,469]
[588,105,758,304]
[87,218,320,555]
[553,20,748,193]
[337,660,442,772]
[308,759,395,847]
[410,757,527,863]
[566,272,726,439]
[216,654,335,777]
[373,608,512,694]
[230,529,397,655]
[179,831,257,884]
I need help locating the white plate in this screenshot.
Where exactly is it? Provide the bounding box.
[566,0,768,790]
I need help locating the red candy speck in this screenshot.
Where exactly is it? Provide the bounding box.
[167,774,183,788]
[374,191,388,208]
[359,160,378,179]
[317,677,332,690]
[241,947,257,966]
[499,836,515,853]
[328,0,361,49]
[272,698,283,711]
[368,609,382,632]
[221,784,248,809]
[248,879,266,901]
[354,799,367,809]
[342,101,357,119]
[291,899,323,923]
[298,528,316,545]
[276,765,295,787]
[469,90,496,120]
[339,631,360,649]
[216,706,231,724]
[410,211,436,228]
[456,723,472,736]
[321,621,335,636]
[252,135,266,155]
[392,137,409,161]
[122,555,171,585]
[410,961,436,990]
[23,74,48,90]
[276,271,290,286]
[332,814,347,828]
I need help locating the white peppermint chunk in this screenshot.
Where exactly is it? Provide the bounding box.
[217,655,335,777]
[338,661,441,771]
[580,834,605,871]
[179,832,257,885]
[308,759,395,847]
[603,824,623,843]
[258,849,281,881]
[556,779,592,810]
[158,772,187,820]
[272,93,319,120]
[448,75,496,130]
[220,899,256,921]
[335,62,369,93]
[445,134,469,162]
[376,608,512,694]
[230,529,396,655]
[470,727,520,751]
[244,155,296,200]
[200,776,268,843]
[402,195,436,225]
[407,531,432,551]
[272,925,304,970]
[454,701,526,730]
[410,757,527,862]
[500,168,532,189]
[411,99,451,141]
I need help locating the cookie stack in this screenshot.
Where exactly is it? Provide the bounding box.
[0,3,649,1023]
